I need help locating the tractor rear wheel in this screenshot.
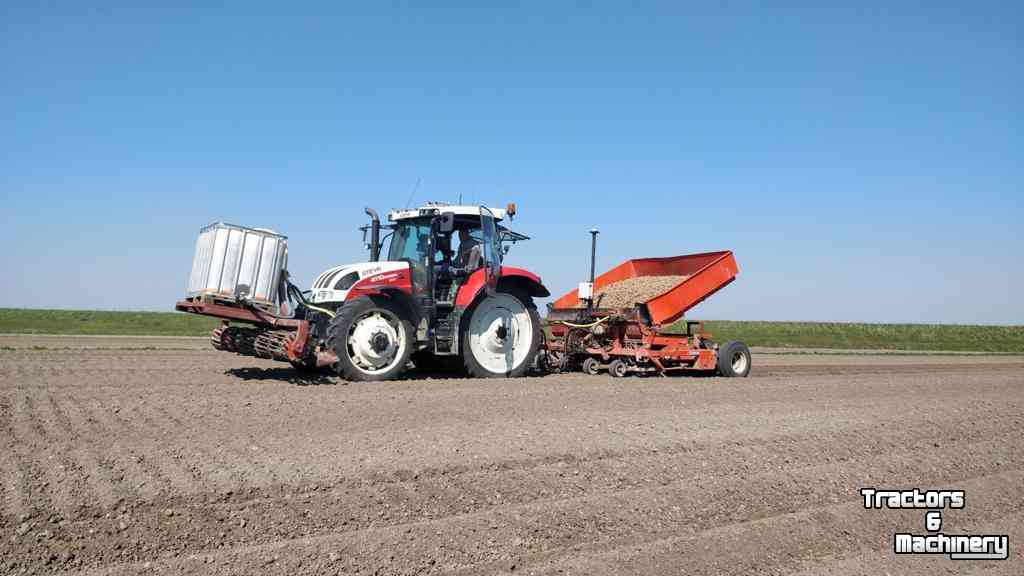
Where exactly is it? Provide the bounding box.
[327,296,414,382]
[460,286,541,378]
[716,341,751,377]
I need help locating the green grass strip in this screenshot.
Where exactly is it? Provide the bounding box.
[2,309,1021,353]
[0,308,220,337]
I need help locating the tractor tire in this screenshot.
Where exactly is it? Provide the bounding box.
[716,341,752,377]
[460,286,541,378]
[326,296,414,382]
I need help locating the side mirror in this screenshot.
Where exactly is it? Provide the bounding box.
[438,212,455,233]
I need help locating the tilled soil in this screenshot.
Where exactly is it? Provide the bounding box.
[1,339,1022,574]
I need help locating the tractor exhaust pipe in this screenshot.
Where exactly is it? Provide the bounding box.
[365,208,381,261]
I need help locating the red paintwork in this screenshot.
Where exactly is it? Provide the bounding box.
[181,299,339,367]
[454,266,548,308]
[572,322,718,373]
[315,349,339,368]
[345,266,414,300]
[285,321,310,362]
[694,349,717,370]
[176,299,305,329]
[550,250,738,326]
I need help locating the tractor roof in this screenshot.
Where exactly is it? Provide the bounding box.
[388,203,508,222]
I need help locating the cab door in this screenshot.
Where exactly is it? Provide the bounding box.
[479,206,502,296]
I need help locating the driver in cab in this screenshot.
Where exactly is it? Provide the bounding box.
[455,228,481,271]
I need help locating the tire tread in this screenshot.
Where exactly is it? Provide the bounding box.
[327,296,414,382]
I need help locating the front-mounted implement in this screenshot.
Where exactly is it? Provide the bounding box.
[175,222,334,371]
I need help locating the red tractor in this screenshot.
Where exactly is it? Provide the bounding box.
[177,203,549,381]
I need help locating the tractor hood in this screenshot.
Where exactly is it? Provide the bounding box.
[309,261,408,304]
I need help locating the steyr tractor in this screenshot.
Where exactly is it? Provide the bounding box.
[177,203,549,381]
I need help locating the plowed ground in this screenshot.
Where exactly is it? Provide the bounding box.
[1,339,1021,574]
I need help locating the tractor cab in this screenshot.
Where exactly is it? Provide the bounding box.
[295,201,547,381]
[303,201,543,380]
[381,203,527,307]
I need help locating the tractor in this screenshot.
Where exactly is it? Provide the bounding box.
[177,203,549,381]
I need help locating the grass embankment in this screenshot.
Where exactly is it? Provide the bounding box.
[687,320,1024,353]
[1,308,1022,353]
[0,308,219,337]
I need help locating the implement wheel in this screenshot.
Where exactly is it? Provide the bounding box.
[608,359,628,378]
[716,341,751,377]
[582,357,601,376]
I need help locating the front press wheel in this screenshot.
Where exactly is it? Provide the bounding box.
[608,359,628,378]
[716,341,751,377]
[327,296,414,381]
[461,288,541,378]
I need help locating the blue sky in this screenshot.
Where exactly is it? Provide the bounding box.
[1,2,1020,324]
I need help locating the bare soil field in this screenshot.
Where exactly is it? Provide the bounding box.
[1,337,1022,575]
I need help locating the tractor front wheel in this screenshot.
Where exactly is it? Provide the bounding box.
[327,296,414,382]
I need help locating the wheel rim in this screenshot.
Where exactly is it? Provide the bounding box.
[346,309,406,375]
[730,350,748,374]
[613,362,626,377]
[467,293,533,374]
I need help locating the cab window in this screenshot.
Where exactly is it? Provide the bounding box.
[387,222,432,286]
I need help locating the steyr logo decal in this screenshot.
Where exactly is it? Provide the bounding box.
[369,272,401,283]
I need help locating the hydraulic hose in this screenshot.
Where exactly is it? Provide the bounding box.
[288,282,336,318]
[550,316,608,329]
